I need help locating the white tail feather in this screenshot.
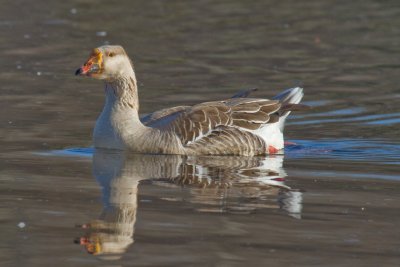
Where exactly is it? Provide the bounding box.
[273,87,304,131]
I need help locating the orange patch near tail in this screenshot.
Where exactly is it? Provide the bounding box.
[268,145,279,154]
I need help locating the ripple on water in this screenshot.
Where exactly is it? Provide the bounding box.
[286,139,400,166]
[292,107,365,119]
[289,112,400,126]
[290,97,400,127]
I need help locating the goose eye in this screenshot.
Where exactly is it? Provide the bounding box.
[108,52,115,57]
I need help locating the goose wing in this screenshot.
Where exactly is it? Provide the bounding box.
[140,88,258,127]
[164,98,282,154]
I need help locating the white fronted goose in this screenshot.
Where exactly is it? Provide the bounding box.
[75,45,305,156]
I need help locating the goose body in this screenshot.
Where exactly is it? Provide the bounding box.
[76,45,305,156]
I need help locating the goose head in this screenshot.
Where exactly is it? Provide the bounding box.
[75,45,134,80]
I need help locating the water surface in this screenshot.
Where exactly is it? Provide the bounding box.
[1,0,400,266]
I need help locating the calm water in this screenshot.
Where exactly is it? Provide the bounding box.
[1,0,400,266]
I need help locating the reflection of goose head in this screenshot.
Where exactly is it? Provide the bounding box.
[76,150,184,258]
[76,149,302,258]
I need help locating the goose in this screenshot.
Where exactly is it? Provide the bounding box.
[75,45,305,156]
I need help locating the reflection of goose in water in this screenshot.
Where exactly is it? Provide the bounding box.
[76,149,302,258]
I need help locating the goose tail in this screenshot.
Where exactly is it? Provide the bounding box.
[273,87,304,131]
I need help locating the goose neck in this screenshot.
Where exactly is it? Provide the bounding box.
[105,74,139,112]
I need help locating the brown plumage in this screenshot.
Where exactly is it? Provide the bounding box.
[152,99,279,143]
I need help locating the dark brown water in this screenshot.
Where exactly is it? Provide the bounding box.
[1,0,400,266]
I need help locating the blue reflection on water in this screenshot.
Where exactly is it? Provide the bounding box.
[364,118,400,125]
[46,147,94,158]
